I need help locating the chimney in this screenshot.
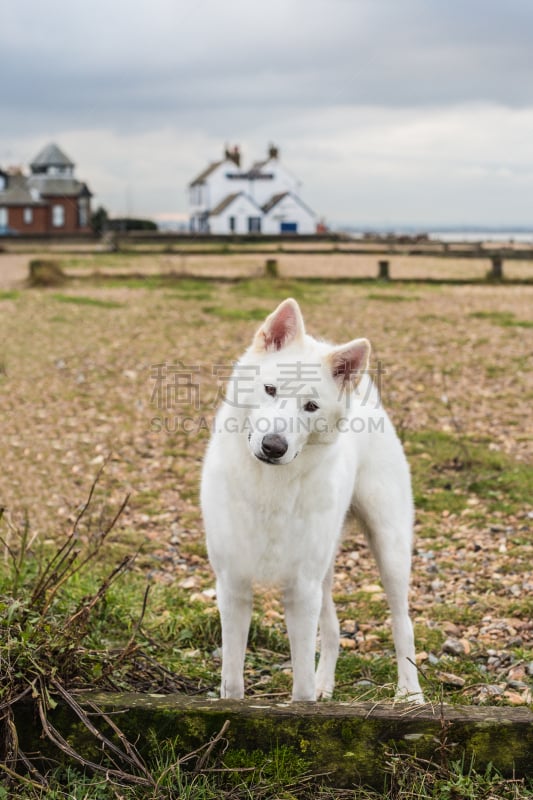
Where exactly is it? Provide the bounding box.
[224,144,241,167]
[268,143,279,159]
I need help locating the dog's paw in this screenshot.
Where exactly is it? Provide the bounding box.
[394,688,425,705]
[315,674,334,700]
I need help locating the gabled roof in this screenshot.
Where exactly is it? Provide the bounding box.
[262,191,316,219]
[190,161,223,187]
[249,158,270,176]
[262,191,289,213]
[30,143,74,170]
[209,192,242,216]
[209,192,262,216]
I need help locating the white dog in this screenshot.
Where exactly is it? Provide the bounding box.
[201,298,423,703]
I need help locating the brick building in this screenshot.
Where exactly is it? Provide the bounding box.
[0,143,93,235]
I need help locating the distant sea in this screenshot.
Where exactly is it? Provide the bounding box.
[341,226,533,243]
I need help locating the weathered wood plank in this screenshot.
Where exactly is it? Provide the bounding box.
[17,693,533,788]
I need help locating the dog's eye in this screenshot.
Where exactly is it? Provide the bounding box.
[264,384,277,397]
[303,400,319,412]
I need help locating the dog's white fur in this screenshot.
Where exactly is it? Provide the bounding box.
[201,299,423,702]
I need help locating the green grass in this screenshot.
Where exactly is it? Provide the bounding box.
[202,305,267,321]
[52,293,124,308]
[0,290,19,301]
[230,278,324,303]
[165,278,214,300]
[469,310,533,328]
[406,430,531,515]
[366,292,420,302]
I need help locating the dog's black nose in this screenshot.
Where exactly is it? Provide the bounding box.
[261,433,288,460]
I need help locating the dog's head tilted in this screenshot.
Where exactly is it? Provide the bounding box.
[225,298,371,466]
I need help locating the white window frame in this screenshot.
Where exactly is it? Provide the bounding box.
[23,207,33,225]
[52,204,65,227]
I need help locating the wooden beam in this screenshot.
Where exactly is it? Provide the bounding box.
[17,693,533,788]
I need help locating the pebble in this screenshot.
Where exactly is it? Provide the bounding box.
[441,621,462,637]
[436,671,466,687]
[340,637,356,650]
[507,680,528,690]
[481,685,505,697]
[442,637,465,657]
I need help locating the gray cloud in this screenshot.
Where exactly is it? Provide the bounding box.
[4,0,533,121]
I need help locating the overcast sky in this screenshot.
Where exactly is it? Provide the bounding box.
[2,0,533,228]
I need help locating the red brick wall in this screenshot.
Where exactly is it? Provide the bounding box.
[3,196,92,235]
[6,205,49,234]
[41,195,91,234]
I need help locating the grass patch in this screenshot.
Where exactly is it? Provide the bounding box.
[0,477,211,793]
[230,278,323,303]
[202,305,267,321]
[406,430,531,514]
[0,290,19,301]
[52,293,124,309]
[366,292,420,302]
[166,279,214,300]
[469,310,533,328]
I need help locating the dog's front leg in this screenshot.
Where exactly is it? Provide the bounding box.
[217,577,252,699]
[283,581,322,701]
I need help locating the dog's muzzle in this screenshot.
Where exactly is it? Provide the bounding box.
[258,433,288,464]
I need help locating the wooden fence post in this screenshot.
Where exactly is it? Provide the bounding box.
[489,254,504,280]
[265,259,279,278]
[378,259,390,280]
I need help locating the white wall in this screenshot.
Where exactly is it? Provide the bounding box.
[248,158,301,207]
[209,194,262,234]
[262,194,316,235]
[189,159,248,216]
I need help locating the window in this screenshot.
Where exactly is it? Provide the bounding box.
[52,205,65,227]
[190,185,203,205]
[0,208,7,228]
[248,216,261,233]
[23,207,33,225]
[0,175,6,191]
[228,216,236,232]
[78,199,89,228]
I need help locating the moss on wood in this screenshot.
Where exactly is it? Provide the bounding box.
[15,694,533,788]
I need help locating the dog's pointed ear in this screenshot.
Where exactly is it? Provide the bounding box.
[326,338,371,389]
[252,298,305,352]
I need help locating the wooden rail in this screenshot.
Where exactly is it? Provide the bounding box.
[16,693,533,788]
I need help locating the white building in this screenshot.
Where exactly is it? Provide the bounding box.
[189,144,317,235]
